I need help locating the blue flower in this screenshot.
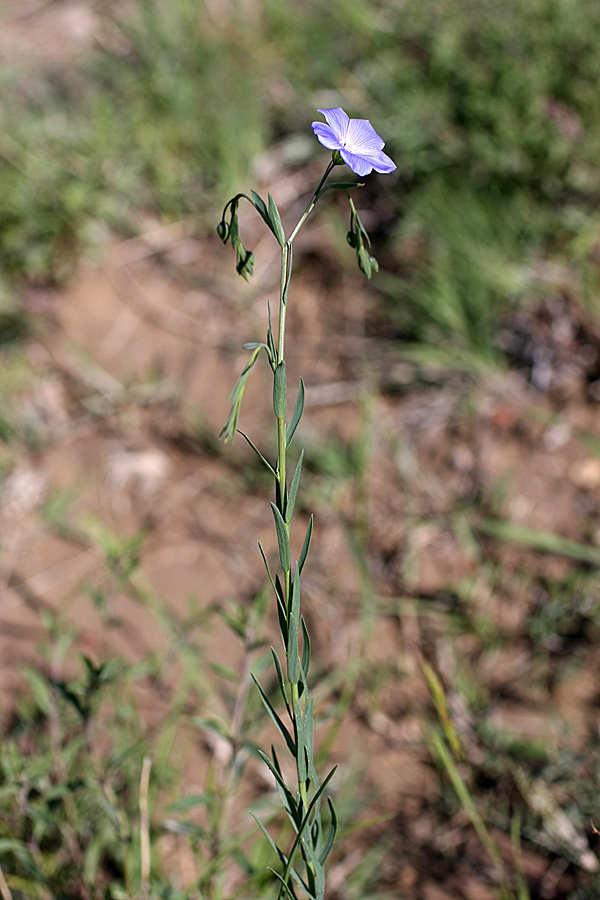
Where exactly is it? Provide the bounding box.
[312,107,396,177]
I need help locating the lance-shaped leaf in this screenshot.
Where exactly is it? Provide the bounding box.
[319,798,338,865]
[286,378,305,448]
[293,693,311,785]
[238,431,277,477]
[271,647,291,718]
[267,301,277,371]
[252,675,296,757]
[270,867,305,900]
[279,767,338,900]
[268,192,286,247]
[299,514,313,573]
[257,748,299,828]
[249,190,286,247]
[275,573,288,644]
[285,450,304,524]
[301,616,311,681]
[251,814,288,870]
[250,190,276,238]
[299,833,325,900]
[271,502,291,572]
[287,566,301,685]
[273,361,287,419]
[320,181,365,195]
[258,541,278,598]
[282,242,293,306]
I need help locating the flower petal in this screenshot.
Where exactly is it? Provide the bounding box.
[311,122,342,150]
[317,108,350,143]
[345,118,385,153]
[366,148,397,174]
[339,150,374,177]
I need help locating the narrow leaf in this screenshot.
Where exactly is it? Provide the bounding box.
[273,361,288,419]
[286,450,304,524]
[301,616,311,681]
[293,694,307,784]
[321,181,365,193]
[238,431,277,477]
[279,767,338,900]
[319,797,338,865]
[250,190,272,231]
[252,675,296,756]
[267,301,277,370]
[269,192,286,246]
[299,514,313,573]
[269,868,304,900]
[271,647,291,717]
[271,502,291,572]
[258,541,278,597]
[282,242,293,306]
[251,814,288,868]
[287,567,301,685]
[257,749,299,826]
[286,378,305,447]
[299,838,325,900]
[275,573,289,644]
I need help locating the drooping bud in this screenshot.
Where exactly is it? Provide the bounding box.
[216,220,229,242]
[346,230,358,248]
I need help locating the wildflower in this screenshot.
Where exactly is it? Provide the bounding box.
[312,107,396,177]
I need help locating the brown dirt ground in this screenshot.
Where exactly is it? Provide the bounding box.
[3,217,600,897]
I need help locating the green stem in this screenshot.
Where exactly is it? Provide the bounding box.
[272,160,336,899]
[288,160,336,245]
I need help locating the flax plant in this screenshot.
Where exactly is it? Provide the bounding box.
[217,108,395,900]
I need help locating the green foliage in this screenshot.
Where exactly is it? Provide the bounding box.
[6,0,600,364]
[0,643,147,899]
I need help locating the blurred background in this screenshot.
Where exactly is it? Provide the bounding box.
[2,0,600,897]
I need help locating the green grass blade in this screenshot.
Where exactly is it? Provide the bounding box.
[477,519,600,566]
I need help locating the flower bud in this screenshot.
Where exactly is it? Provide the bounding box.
[346,230,358,248]
[216,220,229,242]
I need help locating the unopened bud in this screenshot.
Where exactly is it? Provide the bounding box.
[217,220,229,242]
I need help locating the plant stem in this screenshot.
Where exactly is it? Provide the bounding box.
[271,162,337,899]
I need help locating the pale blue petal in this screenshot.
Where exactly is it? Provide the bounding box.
[339,150,374,177]
[368,148,397,174]
[311,122,342,150]
[317,108,349,143]
[345,118,385,153]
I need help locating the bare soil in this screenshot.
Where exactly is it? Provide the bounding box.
[3,214,600,897]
